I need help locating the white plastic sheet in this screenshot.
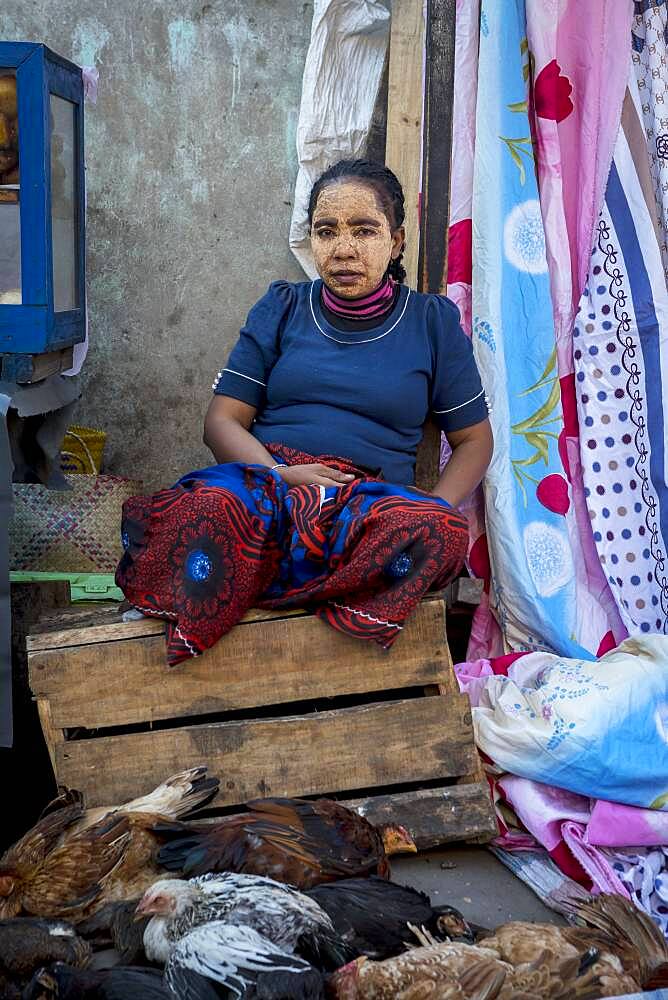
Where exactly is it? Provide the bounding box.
[289,0,391,277]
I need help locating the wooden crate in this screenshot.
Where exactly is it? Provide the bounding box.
[27,595,496,848]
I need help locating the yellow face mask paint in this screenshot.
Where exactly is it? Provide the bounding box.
[310,181,404,298]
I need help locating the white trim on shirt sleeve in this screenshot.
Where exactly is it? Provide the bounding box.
[212,368,267,390]
[433,387,487,414]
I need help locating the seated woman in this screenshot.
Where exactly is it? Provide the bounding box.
[117,160,493,666]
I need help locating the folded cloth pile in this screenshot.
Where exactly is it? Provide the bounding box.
[456,640,668,934]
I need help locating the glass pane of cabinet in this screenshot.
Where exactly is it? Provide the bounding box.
[50,93,78,312]
[0,69,20,304]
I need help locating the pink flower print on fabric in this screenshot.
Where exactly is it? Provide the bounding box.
[448,219,473,286]
[536,473,570,515]
[533,59,574,124]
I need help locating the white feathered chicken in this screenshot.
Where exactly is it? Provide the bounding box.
[165,920,324,999]
[137,872,350,969]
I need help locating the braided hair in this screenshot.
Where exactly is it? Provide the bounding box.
[307,159,407,283]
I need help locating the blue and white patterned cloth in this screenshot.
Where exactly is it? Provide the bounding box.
[472,635,668,809]
[471,0,601,659]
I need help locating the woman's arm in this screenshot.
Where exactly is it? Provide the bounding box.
[204,395,274,465]
[203,395,354,487]
[431,418,493,507]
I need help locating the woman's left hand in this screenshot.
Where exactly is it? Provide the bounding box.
[277,464,356,488]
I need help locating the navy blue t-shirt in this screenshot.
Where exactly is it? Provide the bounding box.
[213,280,488,485]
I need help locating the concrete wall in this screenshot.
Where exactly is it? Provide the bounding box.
[3,1,312,488]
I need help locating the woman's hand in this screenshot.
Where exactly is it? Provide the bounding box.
[277,464,356,488]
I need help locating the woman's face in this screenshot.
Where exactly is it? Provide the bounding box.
[310,180,404,298]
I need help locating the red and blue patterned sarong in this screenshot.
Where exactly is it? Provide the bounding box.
[116,447,468,666]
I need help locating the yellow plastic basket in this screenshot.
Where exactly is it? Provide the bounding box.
[60,425,107,475]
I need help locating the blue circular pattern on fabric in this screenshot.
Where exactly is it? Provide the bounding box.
[121,530,130,551]
[186,549,213,582]
[386,553,413,578]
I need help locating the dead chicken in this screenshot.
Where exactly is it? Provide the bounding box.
[60,766,219,837]
[0,790,129,922]
[306,877,476,960]
[0,769,219,922]
[156,796,417,889]
[328,893,668,999]
[23,963,196,1000]
[57,768,220,910]
[75,898,149,965]
[0,917,90,1000]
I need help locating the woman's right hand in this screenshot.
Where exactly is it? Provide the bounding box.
[275,464,356,488]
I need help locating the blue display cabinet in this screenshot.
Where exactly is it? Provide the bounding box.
[0,43,85,382]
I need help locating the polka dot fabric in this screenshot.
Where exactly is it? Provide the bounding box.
[574,177,668,635]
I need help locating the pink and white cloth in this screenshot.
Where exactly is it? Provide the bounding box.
[448,0,632,658]
[457,652,668,934]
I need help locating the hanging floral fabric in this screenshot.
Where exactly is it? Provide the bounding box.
[459,0,632,657]
[469,0,606,657]
[448,2,668,935]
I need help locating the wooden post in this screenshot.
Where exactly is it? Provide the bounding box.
[1,581,67,852]
[418,0,457,294]
[385,0,425,289]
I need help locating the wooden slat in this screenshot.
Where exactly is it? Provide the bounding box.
[26,603,309,652]
[27,592,445,651]
[54,694,477,809]
[27,610,164,649]
[29,599,453,729]
[7,581,68,848]
[385,0,425,288]
[347,783,496,848]
[195,782,496,849]
[36,698,61,773]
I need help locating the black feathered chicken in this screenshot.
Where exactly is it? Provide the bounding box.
[305,876,477,959]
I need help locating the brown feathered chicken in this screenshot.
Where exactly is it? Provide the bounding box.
[0,769,219,922]
[328,892,668,999]
[156,797,417,889]
[67,767,220,909]
[0,789,129,922]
